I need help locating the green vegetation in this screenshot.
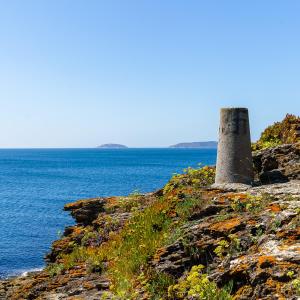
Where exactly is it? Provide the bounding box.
[214,240,230,258]
[252,113,299,150]
[47,166,216,298]
[213,234,242,259]
[46,263,65,277]
[167,265,232,300]
[108,196,175,296]
[42,115,299,299]
[163,165,215,194]
[105,192,144,213]
[230,193,273,213]
[292,278,300,296]
[138,271,175,300]
[43,153,299,299]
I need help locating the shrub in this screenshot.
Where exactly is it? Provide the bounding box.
[46,263,65,277]
[139,270,175,300]
[230,193,272,214]
[292,278,300,296]
[252,114,300,150]
[163,165,215,194]
[167,265,232,299]
[214,240,230,258]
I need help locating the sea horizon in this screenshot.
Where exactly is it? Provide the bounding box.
[0,146,218,150]
[0,148,216,278]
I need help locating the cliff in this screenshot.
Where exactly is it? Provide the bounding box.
[1,119,299,300]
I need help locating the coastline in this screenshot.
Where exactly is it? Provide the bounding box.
[0,148,217,281]
[1,115,299,298]
[1,142,299,299]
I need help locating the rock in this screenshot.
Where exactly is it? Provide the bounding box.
[253,143,300,184]
[1,164,299,299]
[150,180,300,299]
[251,180,300,195]
[210,183,251,191]
[64,198,106,225]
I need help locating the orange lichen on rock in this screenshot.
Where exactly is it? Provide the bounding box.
[233,285,253,300]
[217,192,248,203]
[228,193,248,201]
[210,217,242,232]
[103,196,119,208]
[268,203,281,212]
[247,219,257,225]
[82,281,94,290]
[264,278,285,299]
[230,262,250,274]
[215,197,226,204]
[258,255,277,268]
[64,198,101,210]
[276,228,300,242]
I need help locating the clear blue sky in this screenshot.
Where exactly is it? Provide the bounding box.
[0,1,299,147]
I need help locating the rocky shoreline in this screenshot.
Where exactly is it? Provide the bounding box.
[1,115,299,299]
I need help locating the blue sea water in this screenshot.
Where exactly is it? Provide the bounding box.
[0,148,216,278]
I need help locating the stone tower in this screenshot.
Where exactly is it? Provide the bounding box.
[215,107,254,185]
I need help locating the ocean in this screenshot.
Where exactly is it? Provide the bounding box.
[0,148,216,278]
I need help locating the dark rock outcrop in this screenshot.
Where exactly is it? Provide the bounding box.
[64,198,106,225]
[253,143,300,184]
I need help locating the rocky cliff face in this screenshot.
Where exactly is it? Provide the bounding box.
[0,145,299,299]
[253,143,300,184]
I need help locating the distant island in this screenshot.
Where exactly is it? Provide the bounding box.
[97,144,128,149]
[169,141,218,148]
